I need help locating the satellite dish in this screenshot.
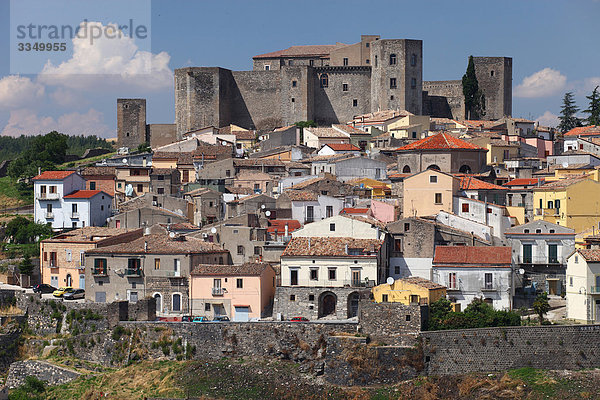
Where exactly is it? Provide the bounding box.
[210,227,217,234]
[562,162,568,168]
[169,232,176,238]
[265,210,271,217]
[221,141,227,146]
[519,268,525,275]
[386,277,395,285]
[261,204,266,209]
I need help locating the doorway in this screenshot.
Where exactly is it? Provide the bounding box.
[319,291,337,318]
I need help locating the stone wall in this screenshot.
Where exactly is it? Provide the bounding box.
[273,286,365,321]
[5,360,80,389]
[358,301,424,346]
[422,324,600,375]
[422,80,463,119]
[117,98,147,149]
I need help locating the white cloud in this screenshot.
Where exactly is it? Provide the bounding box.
[1,108,113,138]
[39,21,172,91]
[0,76,45,110]
[514,68,567,98]
[584,77,600,92]
[535,111,560,128]
[49,88,89,108]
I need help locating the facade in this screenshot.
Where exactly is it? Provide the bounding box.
[303,127,350,149]
[566,249,600,323]
[40,227,142,290]
[84,231,229,315]
[333,157,388,183]
[503,178,543,223]
[190,263,276,321]
[403,169,460,217]
[183,187,223,226]
[108,206,189,229]
[451,197,514,241]
[505,220,575,296]
[115,166,152,203]
[292,215,385,240]
[150,168,181,196]
[81,166,116,199]
[280,191,346,225]
[432,246,514,310]
[372,276,446,305]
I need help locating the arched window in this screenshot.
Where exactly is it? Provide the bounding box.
[320,74,329,88]
[172,293,181,312]
[402,165,411,173]
[427,164,441,171]
[459,165,472,174]
[153,293,162,313]
[66,274,72,287]
[389,54,397,65]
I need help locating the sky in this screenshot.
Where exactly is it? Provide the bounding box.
[0,0,599,138]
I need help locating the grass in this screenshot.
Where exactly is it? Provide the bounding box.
[0,176,32,208]
[56,152,117,169]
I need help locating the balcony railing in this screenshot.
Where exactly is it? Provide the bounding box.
[39,192,60,200]
[481,284,496,291]
[126,268,142,277]
[71,212,79,219]
[45,212,54,219]
[212,287,225,296]
[591,286,600,294]
[165,270,181,278]
[535,208,560,217]
[92,268,107,276]
[518,256,561,265]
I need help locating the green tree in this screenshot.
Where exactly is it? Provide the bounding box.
[533,292,551,325]
[462,56,486,120]
[5,216,52,244]
[136,141,151,153]
[557,92,582,134]
[19,254,34,276]
[8,131,69,179]
[583,86,600,126]
[294,121,317,145]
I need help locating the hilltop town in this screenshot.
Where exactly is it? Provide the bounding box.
[3,34,600,399]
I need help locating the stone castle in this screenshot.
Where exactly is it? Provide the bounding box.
[118,35,512,147]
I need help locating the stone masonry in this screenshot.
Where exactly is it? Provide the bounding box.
[6,360,81,389]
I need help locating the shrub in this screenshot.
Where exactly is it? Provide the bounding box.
[112,326,126,340]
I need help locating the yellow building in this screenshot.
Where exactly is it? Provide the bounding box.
[387,115,431,140]
[403,169,460,217]
[348,177,391,199]
[372,276,446,305]
[533,175,600,233]
[470,137,520,166]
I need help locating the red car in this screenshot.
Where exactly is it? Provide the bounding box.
[290,316,309,322]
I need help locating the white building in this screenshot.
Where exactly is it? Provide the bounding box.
[317,144,361,156]
[283,191,346,225]
[566,249,600,323]
[33,170,113,229]
[292,215,384,240]
[432,246,514,310]
[453,196,515,241]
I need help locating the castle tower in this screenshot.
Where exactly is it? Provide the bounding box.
[117,99,147,150]
[473,57,512,119]
[370,39,423,115]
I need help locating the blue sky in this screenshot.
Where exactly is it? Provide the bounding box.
[1,0,599,137]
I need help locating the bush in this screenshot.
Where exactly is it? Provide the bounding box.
[426,297,521,331]
[112,325,126,341]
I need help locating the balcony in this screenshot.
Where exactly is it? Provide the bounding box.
[212,287,225,296]
[535,208,560,217]
[481,285,496,292]
[45,212,54,219]
[71,212,80,219]
[92,268,107,276]
[39,192,60,200]
[126,268,142,277]
[518,256,561,265]
[591,286,600,294]
[165,270,181,278]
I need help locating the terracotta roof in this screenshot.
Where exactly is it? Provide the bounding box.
[537,175,590,189]
[192,144,233,160]
[64,190,108,199]
[459,176,506,190]
[151,168,177,175]
[282,237,383,257]
[340,207,369,214]
[43,227,140,243]
[332,124,370,135]
[433,246,512,266]
[350,110,413,124]
[323,143,361,151]
[400,277,446,290]
[459,120,500,130]
[341,215,387,229]
[87,233,225,255]
[267,219,301,233]
[306,127,350,138]
[253,45,340,59]
[396,132,485,151]
[564,125,600,137]
[152,152,194,165]
[577,249,600,262]
[81,167,116,177]
[290,177,326,189]
[233,131,256,140]
[192,262,272,276]
[504,178,544,187]
[233,159,287,167]
[284,190,318,201]
[33,170,77,181]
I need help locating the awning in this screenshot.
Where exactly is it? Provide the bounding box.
[234,305,250,308]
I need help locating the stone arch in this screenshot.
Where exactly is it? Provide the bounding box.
[318,291,337,318]
[427,164,440,171]
[66,274,72,287]
[347,292,360,318]
[459,164,472,174]
[153,292,162,313]
[320,74,329,88]
[402,165,411,173]
[389,53,397,65]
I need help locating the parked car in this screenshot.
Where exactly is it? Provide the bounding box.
[193,316,209,322]
[63,289,85,300]
[181,316,192,322]
[33,284,57,294]
[53,287,74,297]
[290,316,309,322]
[212,315,230,322]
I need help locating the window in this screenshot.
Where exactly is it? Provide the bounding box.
[410,53,417,66]
[328,268,336,280]
[157,175,164,181]
[391,95,395,100]
[555,199,561,210]
[183,170,189,182]
[484,273,493,289]
[549,244,558,263]
[89,181,96,190]
[462,203,469,213]
[137,184,143,193]
[490,70,494,77]
[264,65,270,70]
[326,205,333,218]
[523,244,532,263]
[236,278,243,289]
[154,258,160,270]
[390,78,397,89]
[309,60,314,66]
[172,294,181,312]
[292,80,297,87]
[205,303,211,311]
[547,201,553,209]
[290,294,296,301]
[382,294,388,302]
[570,276,573,287]
[157,188,164,195]
[352,99,358,107]
[374,55,378,67]
[94,258,107,275]
[291,97,295,103]
[310,268,318,280]
[575,255,579,263]
[435,193,442,204]
[404,223,410,232]
[320,74,328,88]
[290,269,298,285]
[288,60,293,66]
[342,83,348,92]
[394,239,402,252]
[429,175,437,183]
[448,272,457,289]
[306,206,314,223]
[47,203,52,213]
[389,53,397,65]
[411,78,417,89]
[536,229,541,233]
[343,57,349,66]
[309,294,315,301]
[330,223,335,232]
[226,170,231,177]
[237,245,245,255]
[100,205,104,211]
[550,229,555,233]
[254,246,261,256]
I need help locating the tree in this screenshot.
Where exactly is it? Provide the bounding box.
[19,254,34,276]
[533,292,551,325]
[8,131,68,179]
[462,56,486,120]
[557,92,582,134]
[136,142,151,154]
[5,216,52,244]
[584,86,600,126]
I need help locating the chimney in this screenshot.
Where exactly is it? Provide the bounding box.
[144,241,148,252]
[38,167,41,176]
[284,223,289,237]
[345,244,349,254]
[308,237,311,249]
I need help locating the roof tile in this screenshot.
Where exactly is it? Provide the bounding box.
[396,132,485,151]
[282,237,383,257]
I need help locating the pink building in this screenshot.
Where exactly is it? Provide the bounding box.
[190,263,276,321]
[369,200,397,223]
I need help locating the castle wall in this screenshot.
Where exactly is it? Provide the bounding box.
[148,124,177,149]
[422,80,464,119]
[474,57,512,120]
[117,99,147,149]
[175,67,223,134]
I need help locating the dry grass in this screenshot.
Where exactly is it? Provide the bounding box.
[0,305,24,316]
